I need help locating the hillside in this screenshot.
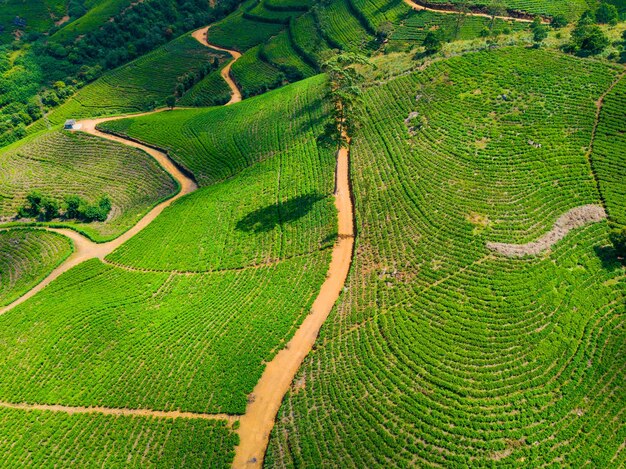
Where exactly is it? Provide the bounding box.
[0,0,625,466]
[266,47,626,467]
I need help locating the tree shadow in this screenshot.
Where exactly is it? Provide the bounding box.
[594,245,622,272]
[236,193,326,233]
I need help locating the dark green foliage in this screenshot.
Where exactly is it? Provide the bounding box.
[19,192,111,222]
[567,15,610,55]
[595,2,619,24]
[423,30,444,54]
[609,227,626,257]
[531,17,548,45]
[166,95,177,109]
[551,14,569,28]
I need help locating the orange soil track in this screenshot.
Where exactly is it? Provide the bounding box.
[0,400,238,424]
[192,26,242,105]
[232,146,355,468]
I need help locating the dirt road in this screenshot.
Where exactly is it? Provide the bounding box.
[192,26,242,105]
[402,0,547,23]
[232,145,355,468]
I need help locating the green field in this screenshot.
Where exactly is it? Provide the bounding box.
[0,229,72,306]
[0,72,336,461]
[266,48,626,467]
[99,75,330,185]
[28,34,228,132]
[0,0,65,44]
[0,407,237,467]
[179,67,233,106]
[0,129,177,241]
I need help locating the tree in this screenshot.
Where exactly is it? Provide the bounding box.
[609,227,626,258]
[423,30,444,54]
[531,17,548,46]
[551,14,568,29]
[166,95,176,109]
[64,195,85,218]
[320,53,369,146]
[595,2,619,25]
[376,21,393,42]
[568,13,610,55]
[454,1,469,39]
[42,199,59,221]
[487,0,506,30]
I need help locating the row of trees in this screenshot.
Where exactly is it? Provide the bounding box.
[18,191,112,223]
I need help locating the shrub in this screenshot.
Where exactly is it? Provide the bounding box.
[595,2,619,25]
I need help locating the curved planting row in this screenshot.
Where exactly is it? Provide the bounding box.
[0,229,73,307]
[266,48,626,467]
[0,130,177,241]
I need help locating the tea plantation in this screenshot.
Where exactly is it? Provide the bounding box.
[0,129,177,241]
[0,229,72,307]
[266,48,626,467]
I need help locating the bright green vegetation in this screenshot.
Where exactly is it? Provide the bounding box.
[50,0,133,43]
[267,48,626,466]
[0,229,72,307]
[0,71,336,422]
[392,10,528,44]
[425,0,593,19]
[232,45,286,97]
[0,130,177,241]
[593,77,626,226]
[0,253,329,414]
[207,1,286,51]
[179,68,232,106]
[262,30,317,79]
[315,0,374,50]
[28,35,227,133]
[99,75,329,185]
[0,407,237,467]
[102,76,335,271]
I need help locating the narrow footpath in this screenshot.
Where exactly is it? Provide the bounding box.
[232,145,355,468]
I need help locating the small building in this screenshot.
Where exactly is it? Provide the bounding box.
[64,119,81,130]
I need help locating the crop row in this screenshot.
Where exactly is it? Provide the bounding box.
[99,74,331,186]
[266,48,626,466]
[592,77,626,226]
[0,229,72,307]
[425,0,589,19]
[0,130,177,241]
[0,251,330,414]
[0,406,236,468]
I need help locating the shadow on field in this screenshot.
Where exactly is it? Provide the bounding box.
[594,245,622,272]
[236,193,324,233]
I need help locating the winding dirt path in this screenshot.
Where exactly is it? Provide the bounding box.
[486,205,606,257]
[192,26,242,105]
[0,114,197,316]
[0,400,238,424]
[402,0,547,23]
[232,146,355,468]
[0,28,245,317]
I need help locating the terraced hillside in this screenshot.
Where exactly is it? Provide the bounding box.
[0,129,177,241]
[267,47,626,467]
[0,229,72,307]
[0,74,337,462]
[28,34,229,133]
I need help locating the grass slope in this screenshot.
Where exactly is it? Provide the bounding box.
[0,229,72,306]
[102,75,335,272]
[424,0,593,19]
[0,129,177,241]
[0,0,64,44]
[266,48,626,467]
[50,0,132,43]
